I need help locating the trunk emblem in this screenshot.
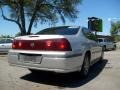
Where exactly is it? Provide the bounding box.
[30,42,35,47]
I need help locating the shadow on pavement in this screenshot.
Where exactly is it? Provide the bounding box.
[104,49,116,52]
[0,53,8,55]
[21,59,108,88]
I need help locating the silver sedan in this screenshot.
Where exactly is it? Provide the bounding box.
[8,26,103,77]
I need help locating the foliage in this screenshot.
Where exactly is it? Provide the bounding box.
[0,35,13,38]
[110,21,120,41]
[15,32,33,37]
[15,32,21,37]
[0,0,82,35]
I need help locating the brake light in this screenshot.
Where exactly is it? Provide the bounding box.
[60,44,65,49]
[12,43,16,49]
[12,38,72,51]
[12,40,18,49]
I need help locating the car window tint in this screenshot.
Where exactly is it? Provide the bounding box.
[0,39,6,44]
[98,39,103,42]
[82,28,96,41]
[104,39,109,42]
[108,39,111,42]
[5,39,13,43]
[36,26,80,35]
[104,39,107,42]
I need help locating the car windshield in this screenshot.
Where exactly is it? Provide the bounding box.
[36,26,80,35]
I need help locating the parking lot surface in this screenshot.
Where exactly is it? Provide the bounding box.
[0,50,120,90]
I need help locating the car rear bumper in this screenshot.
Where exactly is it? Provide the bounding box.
[8,50,84,73]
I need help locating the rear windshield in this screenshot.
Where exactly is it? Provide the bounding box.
[36,26,80,35]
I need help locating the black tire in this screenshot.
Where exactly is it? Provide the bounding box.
[80,54,90,78]
[103,45,106,51]
[99,50,104,62]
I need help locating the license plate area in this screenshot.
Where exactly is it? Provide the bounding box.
[18,53,42,64]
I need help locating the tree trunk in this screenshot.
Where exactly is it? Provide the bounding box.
[27,0,40,35]
[20,29,26,36]
[19,0,26,35]
[27,10,37,35]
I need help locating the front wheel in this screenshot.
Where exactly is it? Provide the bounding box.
[103,45,106,51]
[80,54,90,77]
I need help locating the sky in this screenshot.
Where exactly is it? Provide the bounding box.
[0,0,120,36]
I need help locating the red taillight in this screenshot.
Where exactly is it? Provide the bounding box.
[12,43,16,49]
[12,38,72,51]
[12,40,18,49]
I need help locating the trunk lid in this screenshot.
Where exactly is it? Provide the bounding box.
[15,35,65,40]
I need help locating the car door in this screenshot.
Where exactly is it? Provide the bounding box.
[0,39,6,52]
[104,39,111,49]
[108,40,114,49]
[82,28,102,61]
[106,39,112,49]
[87,35,102,61]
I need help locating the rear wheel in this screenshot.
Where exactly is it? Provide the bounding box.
[99,50,104,62]
[80,54,90,77]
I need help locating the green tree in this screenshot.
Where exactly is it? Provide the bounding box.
[0,35,13,38]
[110,21,120,41]
[15,32,21,37]
[0,0,82,35]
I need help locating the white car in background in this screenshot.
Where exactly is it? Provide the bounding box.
[0,38,13,53]
[97,38,116,51]
[8,26,103,77]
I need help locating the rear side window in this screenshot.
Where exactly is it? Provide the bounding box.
[36,26,80,35]
[98,39,103,42]
[104,39,109,42]
[82,28,96,40]
[0,39,6,44]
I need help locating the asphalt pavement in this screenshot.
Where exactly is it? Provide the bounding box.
[0,50,120,90]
